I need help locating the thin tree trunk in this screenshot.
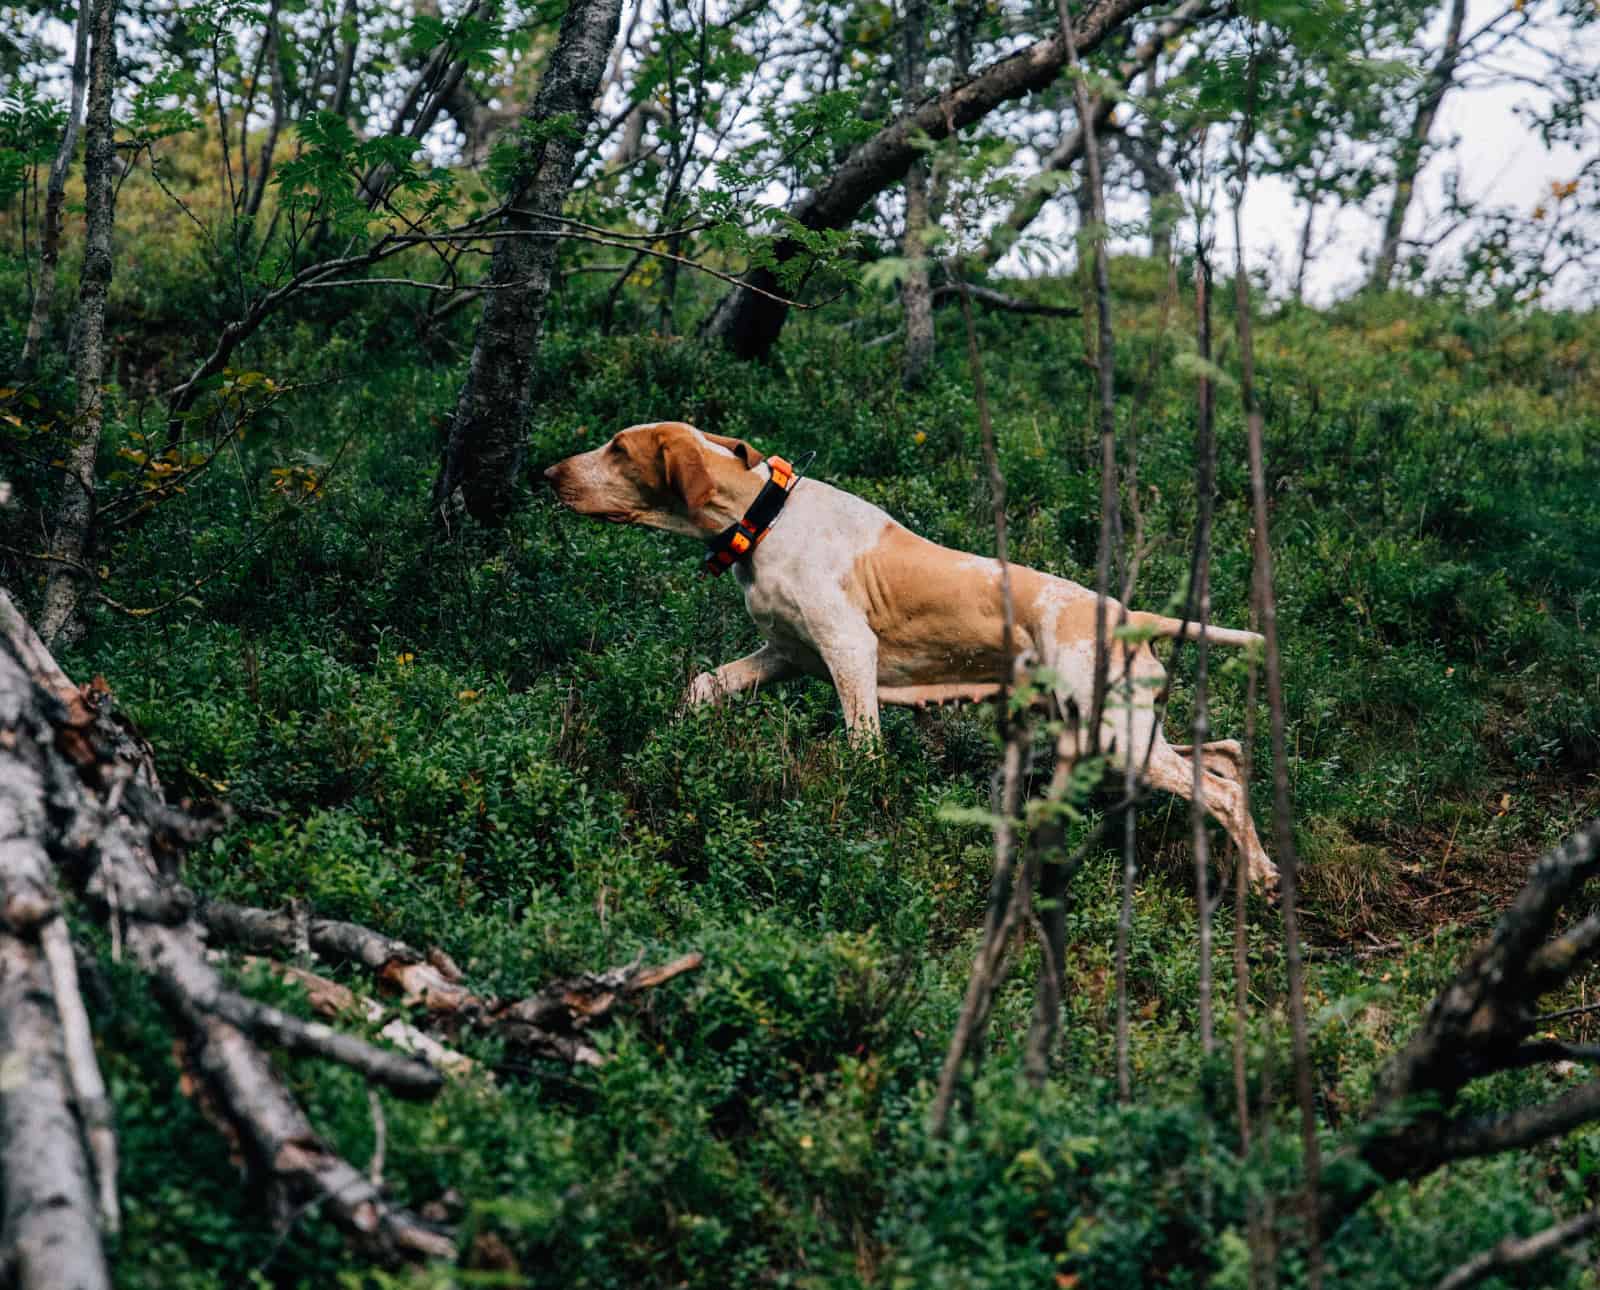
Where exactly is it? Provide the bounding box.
[929,719,1029,1135]
[38,0,119,646]
[1057,0,1117,750]
[431,0,624,525]
[1369,0,1467,291]
[331,0,360,118]
[950,0,977,77]
[356,0,500,210]
[920,0,973,230]
[18,2,91,377]
[900,162,935,387]
[701,0,1157,359]
[1292,188,1318,303]
[1120,128,1177,263]
[1207,239,1265,1282]
[897,0,934,389]
[1074,172,1097,372]
[1240,640,1276,1287]
[928,277,1024,1135]
[1052,0,1126,1099]
[1235,174,1324,1290]
[244,0,286,221]
[1021,753,1077,1084]
[1191,257,1215,1059]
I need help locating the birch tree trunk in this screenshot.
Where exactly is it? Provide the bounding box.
[899,161,936,389]
[38,0,119,646]
[896,0,935,389]
[17,2,91,377]
[1369,0,1467,292]
[431,0,624,526]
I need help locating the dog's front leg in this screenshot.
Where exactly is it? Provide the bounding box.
[686,643,798,708]
[816,628,880,745]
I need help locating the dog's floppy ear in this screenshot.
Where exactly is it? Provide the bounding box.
[701,432,763,469]
[659,430,715,511]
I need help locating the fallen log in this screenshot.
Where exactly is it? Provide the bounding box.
[0,588,699,1275]
[0,588,453,1268]
[0,936,112,1290]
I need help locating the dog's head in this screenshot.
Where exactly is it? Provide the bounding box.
[543,421,763,537]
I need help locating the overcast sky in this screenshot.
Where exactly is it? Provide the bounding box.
[1201,0,1599,304]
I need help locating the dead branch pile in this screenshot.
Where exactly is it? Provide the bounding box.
[0,589,699,1285]
[1333,816,1600,1220]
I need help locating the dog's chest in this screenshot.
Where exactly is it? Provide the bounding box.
[735,566,822,655]
[732,487,890,658]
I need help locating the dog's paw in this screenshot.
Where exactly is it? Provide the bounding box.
[1249,859,1281,901]
[685,671,722,708]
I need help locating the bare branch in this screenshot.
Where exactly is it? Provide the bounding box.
[1433,1204,1600,1290]
[931,283,1081,316]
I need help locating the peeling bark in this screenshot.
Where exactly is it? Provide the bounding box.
[0,938,111,1290]
[244,958,479,1078]
[0,712,113,1289]
[431,0,624,526]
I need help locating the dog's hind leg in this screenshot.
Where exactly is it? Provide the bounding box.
[1142,736,1278,889]
[1093,646,1277,889]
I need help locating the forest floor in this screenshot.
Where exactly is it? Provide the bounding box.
[5,257,1600,1287]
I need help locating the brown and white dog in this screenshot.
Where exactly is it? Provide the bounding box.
[545,420,1277,885]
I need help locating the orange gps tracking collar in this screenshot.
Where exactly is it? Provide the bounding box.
[700,454,808,577]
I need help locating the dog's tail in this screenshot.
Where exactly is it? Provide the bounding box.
[1132,613,1264,651]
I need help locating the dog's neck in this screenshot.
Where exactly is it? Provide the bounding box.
[691,458,771,536]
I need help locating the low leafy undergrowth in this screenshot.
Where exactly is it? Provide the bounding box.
[6,263,1600,1286]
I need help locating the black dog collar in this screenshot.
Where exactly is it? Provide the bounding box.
[700,454,806,577]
